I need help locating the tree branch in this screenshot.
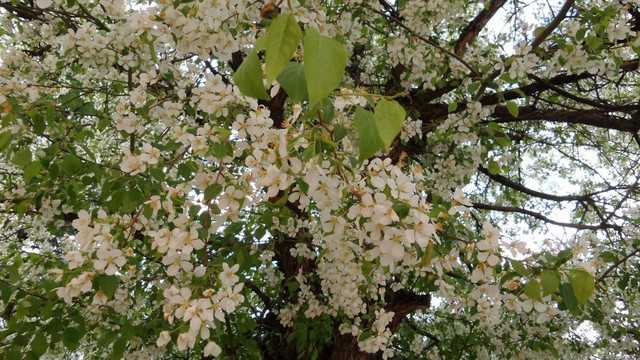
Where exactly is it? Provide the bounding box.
[454,0,508,55]
[527,73,622,110]
[371,8,481,77]
[482,73,592,105]
[245,280,272,309]
[76,2,110,31]
[471,202,622,230]
[597,246,640,283]
[530,0,575,50]
[490,107,640,133]
[478,166,592,202]
[386,291,431,332]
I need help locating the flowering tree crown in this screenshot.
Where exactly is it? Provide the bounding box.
[0,0,639,359]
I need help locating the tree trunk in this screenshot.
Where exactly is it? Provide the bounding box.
[327,292,431,360]
[328,332,377,360]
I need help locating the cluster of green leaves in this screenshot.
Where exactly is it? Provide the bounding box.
[235,13,406,164]
[234,13,347,107]
[504,251,595,315]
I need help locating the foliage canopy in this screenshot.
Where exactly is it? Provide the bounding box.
[0,0,639,359]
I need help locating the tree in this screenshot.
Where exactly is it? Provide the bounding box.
[0,0,639,358]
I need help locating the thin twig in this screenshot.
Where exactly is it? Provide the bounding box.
[597,247,640,283]
[370,8,481,78]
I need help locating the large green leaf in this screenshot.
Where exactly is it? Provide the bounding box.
[233,50,270,100]
[23,160,41,183]
[374,100,405,151]
[204,183,223,201]
[523,280,542,302]
[510,260,531,276]
[506,101,519,118]
[11,148,31,167]
[30,332,48,358]
[265,13,301,85]
[277,62,308,102]
[60,154,83,174]
[62,327,82,351]
[560,282,580,315]
[303,28,347,107]
[540,269,560,296]
[96,274,121,299]
[111,337,127,360]
[353,107,383,162]
[570,270,595,305]
[0,131,11,151]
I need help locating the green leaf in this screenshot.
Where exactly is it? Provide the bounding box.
[23,161,42,183]
[600,251,617,263]
[0,131,11,151]
[121,323,136,341]
[45,104,56,124]
[111,337,127,360]
[277,62,308,102]
[60,154,83,174]
[361,261,373,277]
[233,50,270,100]
[5,349,20,360]
[212,142,230,158]
[554,249,573,267]
[286,280,299,294]
[358,331,372,342]
[42,300,53,320]
[374,100,405,151]
[560,282,580,315]
[62,327,82,351]
[295,178,309,194]
[487,159,500,175]
[333,123,347,142]
[204,183,223,201]
[31,333,48,358]
[570,270,594,305]
[8,265,19,283]
[32,114,46,135]
[97,331,118,347]
[303,27,347,107]
[353,107,383,162]
[540,270,560,296]
[467,81,481,94]
[494,135,512,147]
[254,35,267,52]
[506,101,519,118]
[510,260,530,277]
[96,274,121,299]
[585,35,603,51]
[500,271,519,286]
[2,111,15,127]
[392,203,410,218]
[448,102,458,112]
[524,280,543,302]
[11,148,32,167]
[266,14,302,85]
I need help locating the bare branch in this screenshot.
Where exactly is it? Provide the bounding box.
[490,107,640,133]
[530,0,575,50]
[597,246,640,283]
[527,73,621,110]
[370,8,481,78]
[478,166,592,202]
[471,202,622,230]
